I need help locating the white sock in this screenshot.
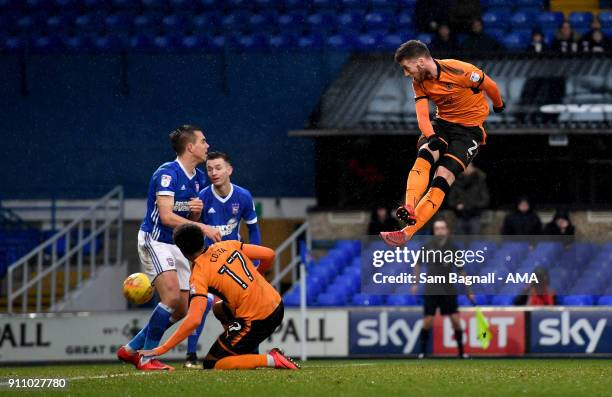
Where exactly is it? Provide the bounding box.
[124,345,135,354]
[266,354,275,367]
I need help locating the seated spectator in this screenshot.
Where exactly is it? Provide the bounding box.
[553,21,579,54]
[368,206,400,236]
[543,209,575,236]
[501,196,542,235]
[513,267,557,305]
[581,29,610,53]
[430,24,459,52]
[461,19,502,52]
[447,163,490,235]
[580,15,602,43]
[530,30,545,54]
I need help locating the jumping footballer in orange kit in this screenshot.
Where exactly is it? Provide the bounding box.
[380,40,504,246]
[138,223,299,370]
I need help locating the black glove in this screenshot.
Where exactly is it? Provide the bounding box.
[493,100,505,113]
[427,134,448,152]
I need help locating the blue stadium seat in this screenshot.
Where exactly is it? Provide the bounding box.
[75,13,107,33]
[3,36,24,52]
[306,11,337,30]
[234,32,268,51]
[161,14,190,32]
[26,0,53,9]
[284,291,300,306]
[485,0,512,8]
[196,0,218,10]
[568,12,593,29]
[227,0,256,9]
[180,34,207,50]
[254,0,275,9]
[598,295,612,306]
[562,295,595,306]
[31,35,63,53]
[168,0,195,9]
[599,11,612,28]
[381,32,406,50]
[249,11,279,31]
[603,28,612,39]
[46,13,76,34]
[352,293,384,306]
[339,0,367,9]
[458,294,488,306]
[192,13,222,33]
[516,0,544,8]
[396,10,414,29]
[398,0,415,6]
[284,0,310,9]
[326,32,354,50]
[354,31,383,51]
[490,295,515,306]
[206,34,226,51]
[105,13,135,34]
[537,11,564,30]
[371,0,398,9]
[416,32,432,45]
[133,13,164,35]
[386,294,420,306]
[221,11,252,31]
[482,9,512,30]
[312,0,340,9]
[278,11,307,31]
[486,28,506,44]
[63,34,94,52]
[141,0,168,9]
[268,32,297,49]
[129,33,155,51]
[153,34,181,51]
[317,292,347,306]
[364,10,393,30]
[112,0,140,8]
[511,10,537,30]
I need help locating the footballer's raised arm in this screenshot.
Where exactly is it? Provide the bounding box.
[242,244,275,274]
[480,75,504,110]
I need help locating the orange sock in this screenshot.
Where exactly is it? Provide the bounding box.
[403,177,450,238]
[405,156,433,208]
[214,354,269,370]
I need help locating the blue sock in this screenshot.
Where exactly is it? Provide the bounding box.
[143,303,174,350]
[187,295,213,354]
[127,324,149,351]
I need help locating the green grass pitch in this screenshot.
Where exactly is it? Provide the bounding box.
[1,359,611,397]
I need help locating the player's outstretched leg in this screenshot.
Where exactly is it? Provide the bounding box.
[397,149,436,225]
[185,294,214,369]
[213,349,300,370]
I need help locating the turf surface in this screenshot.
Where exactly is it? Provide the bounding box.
[1,359,611,397]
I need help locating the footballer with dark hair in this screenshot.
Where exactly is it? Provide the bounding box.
[138,224,299,371]
[381,40,504,246]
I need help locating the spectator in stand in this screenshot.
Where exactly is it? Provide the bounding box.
[415,0,451,33]
[449,0,482,33]
[501,196,542,235]
[582,29,610,53]
[543,209,575,236]
[530,30,545,54]
[368,206,400,236]
[430,24,459,52]
[581,15,602,43]
[461,19,502,53]
[552,21,580,54]
[447,163,490,235]
[513,267,557,306]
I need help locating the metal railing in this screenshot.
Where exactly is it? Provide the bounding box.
[270,221,310,361]
[5,186,124,313]
[270,222,311,291]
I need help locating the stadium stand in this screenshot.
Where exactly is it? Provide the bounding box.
[0,0,610,53]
